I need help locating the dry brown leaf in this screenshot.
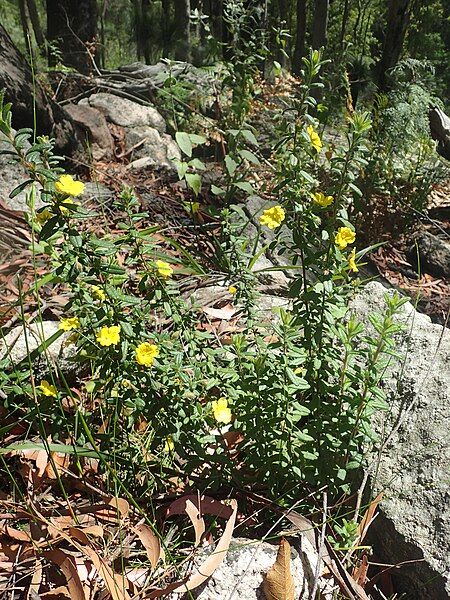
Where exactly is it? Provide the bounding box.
[45,452,70,479]
[203,304,237,320]
[262,538,295,600]
[68,525,104,545]
[43,549,87,600]
[27,558,43,599]
[171,499,238,593]
[185,499,206,547]
[95,497,129,522]
[134,523,163,568]
[83,546,131,600]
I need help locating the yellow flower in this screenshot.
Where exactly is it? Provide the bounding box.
[228,285,237,295]
[96,325,121,347]
[312,192,333,208]
[36,207,53,224]
[135,341,159,367]
[348,247,359,273]
[155,260,174,278]
[164,435,175,452]
[55,174,85,197]
[91,285,106,301]
[211,397,232,425]
[307,125,322,153]
[335,226,356,250]
[259,205,285,229]
[60,199,79,214]
[39,380,57,397]
[59,316,80,331]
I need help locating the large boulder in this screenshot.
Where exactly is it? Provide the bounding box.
[64,103,115,161]
[407,231,450,279]
[350,281,450,598]
[0,321,77,377]
[80,92,166,133]
[79,93,180,169]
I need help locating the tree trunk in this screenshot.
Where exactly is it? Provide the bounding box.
[0,23,82,158]
[173,0,190,61]
[377,0,412,90]
[46,0,98,74]
[25,0,46,54]
[17,0,34,60]
[161,0,172,57]
[311,0,329,49]
[339,0,350,49]
[292,0,307,75]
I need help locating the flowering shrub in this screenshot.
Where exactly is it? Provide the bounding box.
[0,56,406,507]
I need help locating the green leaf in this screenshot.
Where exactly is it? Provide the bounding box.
[239,149,260,164]
[235,181,254,194]
[189,133,207,145]
[241,129,258,146]
[189,158,206,170]
[175,131,192,157]
[224,155,238,177]
[185,172,202,195]
[9,179,33,199]
[176,160,189,180]
[211,184,226,196]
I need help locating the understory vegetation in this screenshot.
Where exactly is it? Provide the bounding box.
[0,0,449,598]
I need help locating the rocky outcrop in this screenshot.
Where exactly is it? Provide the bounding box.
[0,321,77,377]
[170,537,335,600]
[78,92,180,169]
[64,103,115,161]
[351,281,450,598]
[407,231,450,279]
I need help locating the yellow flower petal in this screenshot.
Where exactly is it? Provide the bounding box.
[59,316,80,332]
[39,380,58,397]
[307,125,322,153]
[335,226,356,250]
[135,341,159,367]
[55,174,85,197]
[91,285,106,301]
[259,205,285,229]
[228,285,237,295]
[348,247,359,273]
[164,435,175,452]
[96,325,121,347]
[311,192,333,207]
[36,207,53,224]
[155,260,174,278]
[211,397,232,424]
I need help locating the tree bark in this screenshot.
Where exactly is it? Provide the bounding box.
[311,0,329,49]
[292,0,307,75]
[46,0,98,74]
[161,0,172,57]
[17,0,34,60]
[339,0,350,49]
[173,0,191,61]
[25,0,46,54]
[0,23,82,158]
[377,0,412,90]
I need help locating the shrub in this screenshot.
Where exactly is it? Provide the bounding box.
[0,55,406,509]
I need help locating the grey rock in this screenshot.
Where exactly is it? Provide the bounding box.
[0,135,43,212]
[81,92,166,133]
[0,321,77,376]
[125,126,180,167]
[351,281,450,598]
[79,181,114,206]
[64,102,115,160]
[407,231,450,278]
[170,537,335,599]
